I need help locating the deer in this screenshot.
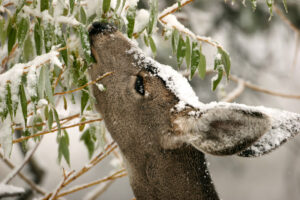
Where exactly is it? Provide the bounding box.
[88,22,300,200]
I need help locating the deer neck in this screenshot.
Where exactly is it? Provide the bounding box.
[124,145,220,200]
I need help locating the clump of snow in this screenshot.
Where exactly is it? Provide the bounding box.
[0,118,12,158]
[127,0,139,8]
[0,184,25,195]
[134,9,150,33]
[126,45,204,111]
[96,83,106,92]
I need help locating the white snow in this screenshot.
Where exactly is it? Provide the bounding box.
[0,118,12,158]
[134,9,150,33]
[127,0,139,8]
[126,45,204,111]
[96,83,106,92]
[0,184,24,195]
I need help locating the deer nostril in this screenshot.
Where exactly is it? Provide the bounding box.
[88,22,117,36]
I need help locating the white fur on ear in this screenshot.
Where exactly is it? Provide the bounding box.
[239,107,300,157]
[173,104,270,155]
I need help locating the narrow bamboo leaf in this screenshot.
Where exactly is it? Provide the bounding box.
[148,35,156,56]
[185,36,191,70]
[58,130,70,165]
[266,0,274,20]
[79,25,94,64]
[87,14,97,24]
[38,66,46,99]
[147,0,158,35]
[198,51,206,79]
[53,108,61,136]
[126,7,136,38]
[33,115,43,131]
[17,17,29,47]
[6,84,13,120]
[19,83,27,125]
[282,0,288,13]
[56,31,68,65]
[70,0,75,14]
[63,96,68,110]
[212,67,223,91]
[44,66,54,105]
[40,0,49,12]
[0,17,6,46]
[79,117,86,131]
[34,22,43,55]
[23,35,34,62]
[144,34,149,46]
[80,7,87,24]
[191,42,200,78]
[80,126,96,158]
[177,35,186,68]
[15,0,26,16]
[171,29,179,54]
[103,0,111,14]
[217,47,231,79]
[250,0,257,11]
[44,23,54,53]
[81,90,89,114]
[8,26,17,54]
[47,108,53,130]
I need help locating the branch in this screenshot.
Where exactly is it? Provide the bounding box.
[0,152,46,195]
[13,118,103,144]
[56,169,127,198]
[2,140,42,184]
[221,78,245,102]
[54,72,113,96]
[84,180,115,200]
[274,5,300,34]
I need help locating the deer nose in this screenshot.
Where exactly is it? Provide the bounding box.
[88,22,117,35]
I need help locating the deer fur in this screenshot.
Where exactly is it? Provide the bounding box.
[88,22,300,200]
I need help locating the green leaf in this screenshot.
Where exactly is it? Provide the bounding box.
[34,22,43,55]
[103,0,111,14]
[250,0,257,11]
[87,14,97,24]
[19,83,27,125]
[177,35,186,68]
[148,35,156,57]
[17,17,29,47]
[80,126,96,159]
[63,96,68,110]
[126,7,136,38]
[185,36,191,70]
[217,47,231,79]
[212,67,223,91]
[6,84,13,120]
[171,29,179,54]
[191,42,200,78]
[58,130,70,165]
[44,23,54,53]
[143,34,149,46]
[33,115,43,132]
[47,108,53,130]
[38,66,46,99]
[81,90,89,114]
[79,117,86,131]
[44,66,54,105]
[79,25,94,64]
[266,0,274,20]
[80,7,87,24]
[198,51,206,79]
[147,0,158,35]
[0,17,6,46]
[8,25,17,54]
[40,0,49,12]
[56,30,68,65]
[282,0,288,13]
[23,35,34,62]
[70,0,75,14]
[53,108,61,136]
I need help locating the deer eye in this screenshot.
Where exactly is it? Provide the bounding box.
[135,75,145,95]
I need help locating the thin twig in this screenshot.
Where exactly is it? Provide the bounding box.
[54,72,113,96]
[62,141,117,187]
[84,180,115,200]
[2,140,42,184]
[182,70,300,99]
[56,169,127,198]
[13,118,103,144]
[221,78,245,102]
[0,152,46,195]
[159,0,194,20]
[274,5,300,34]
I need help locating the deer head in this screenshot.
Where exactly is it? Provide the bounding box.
[88,22,300,200]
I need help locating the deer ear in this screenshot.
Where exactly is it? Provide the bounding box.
[173,103,271,155]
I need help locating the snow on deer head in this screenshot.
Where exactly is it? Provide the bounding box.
[88,22,300,200]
